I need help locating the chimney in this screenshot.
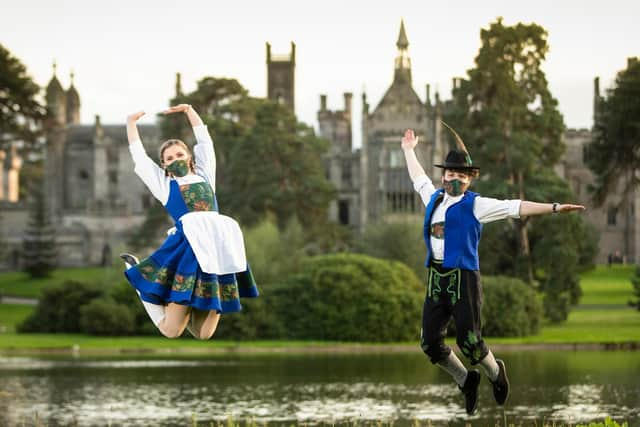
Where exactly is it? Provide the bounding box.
[320,94,327,111]
[95,114,103,138]
[343,92,353,115]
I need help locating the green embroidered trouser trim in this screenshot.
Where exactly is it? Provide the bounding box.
[428,261,461,305]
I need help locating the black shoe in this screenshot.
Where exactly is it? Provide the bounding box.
[490,359,510,405]
[459,369,481,415]
[119,253,140,267]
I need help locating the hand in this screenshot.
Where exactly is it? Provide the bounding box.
[162,104,192,115]
[127,111,145,123]
[401,129,419,151]
[557,204,586,213]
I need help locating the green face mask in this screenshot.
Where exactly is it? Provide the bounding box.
[165,159,190,177]
[443,179,467,197]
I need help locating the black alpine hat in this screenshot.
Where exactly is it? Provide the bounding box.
[434,121,480,172]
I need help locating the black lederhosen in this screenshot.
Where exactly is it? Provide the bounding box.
[420,260,489,364]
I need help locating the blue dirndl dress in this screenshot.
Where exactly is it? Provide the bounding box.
[124,179,258,313]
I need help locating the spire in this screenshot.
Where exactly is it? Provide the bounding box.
[393,20,412,84]
[46,59,66,125]
[397,19,409,49]
[66,69,80,124]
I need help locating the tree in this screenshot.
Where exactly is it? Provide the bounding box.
[223,100,334,229]
[159,76,335,231]
[0,43,46,152]
[22,181,57,277]
[445,18,597,321]
[587,58,640,206]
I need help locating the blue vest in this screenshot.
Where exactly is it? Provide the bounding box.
[423,189,482,271]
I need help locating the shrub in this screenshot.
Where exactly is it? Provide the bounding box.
[354,219,426,280]
[18,280,101,333]
[273,253,424,342]
[481,275,543,337]
[79,298,135,335]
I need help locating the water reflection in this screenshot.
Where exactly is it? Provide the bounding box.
[0,352,638,426]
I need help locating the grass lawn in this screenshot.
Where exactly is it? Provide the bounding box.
[0,304,34,333]
[0,267,119,298]
[579,265,636,306]
[0,265,638,350]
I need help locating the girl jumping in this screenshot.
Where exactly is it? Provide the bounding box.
[122,104,258,339]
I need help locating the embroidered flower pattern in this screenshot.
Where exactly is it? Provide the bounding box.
[179,182,217,212]
[134,257,249,303]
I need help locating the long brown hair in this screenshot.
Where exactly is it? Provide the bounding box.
[158,139,195,176]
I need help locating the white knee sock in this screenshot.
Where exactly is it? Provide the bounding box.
[125,261,165,327]
[437,352,468,387]
[479,350,500,381]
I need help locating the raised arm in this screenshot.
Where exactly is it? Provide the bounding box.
[126,111,170,204]
[402,129,436,205]
[163,104,216,189]
[401,129,427,181]
[519,201,585,217]
[163,103,203,126]
[126,111,146,144]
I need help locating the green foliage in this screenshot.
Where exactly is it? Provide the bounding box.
[160,76,334,232]
[109,281,159,335]
[273,253,423,342]
[0,43,46,152]
[482,276,543,336]
[18,280,101,333]
[576,417,628,427]
[354,219,426,280]
[223,100,334,229]
[22,182,57,278]
[214,217,308,340]
[588,58,640,206]
[79,298,135,336]
[629,264,640,310]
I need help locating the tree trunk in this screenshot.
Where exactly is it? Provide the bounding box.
[517,171,534,284]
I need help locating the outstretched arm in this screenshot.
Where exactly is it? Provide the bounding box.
[520,201,585,217]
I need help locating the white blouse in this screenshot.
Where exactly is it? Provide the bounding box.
[412,174,522,261]
[129,125,247,275]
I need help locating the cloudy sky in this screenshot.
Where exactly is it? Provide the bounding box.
[2,0,638,146]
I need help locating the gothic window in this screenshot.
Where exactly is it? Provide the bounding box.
[607,206,617,226]
[342,160,352,186]
[78,170,89,180]
[389,149,404,168]
[338,200,349,225]
[108,171,118,185]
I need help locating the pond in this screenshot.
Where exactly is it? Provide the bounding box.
[0,350,638,426]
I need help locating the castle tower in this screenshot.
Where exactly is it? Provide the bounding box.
[66,71,81,124]
[44,61,68,221]
[360,19,431,226]
[45,62,66,127]
[266,42,296,112]
[318,92,356,225]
